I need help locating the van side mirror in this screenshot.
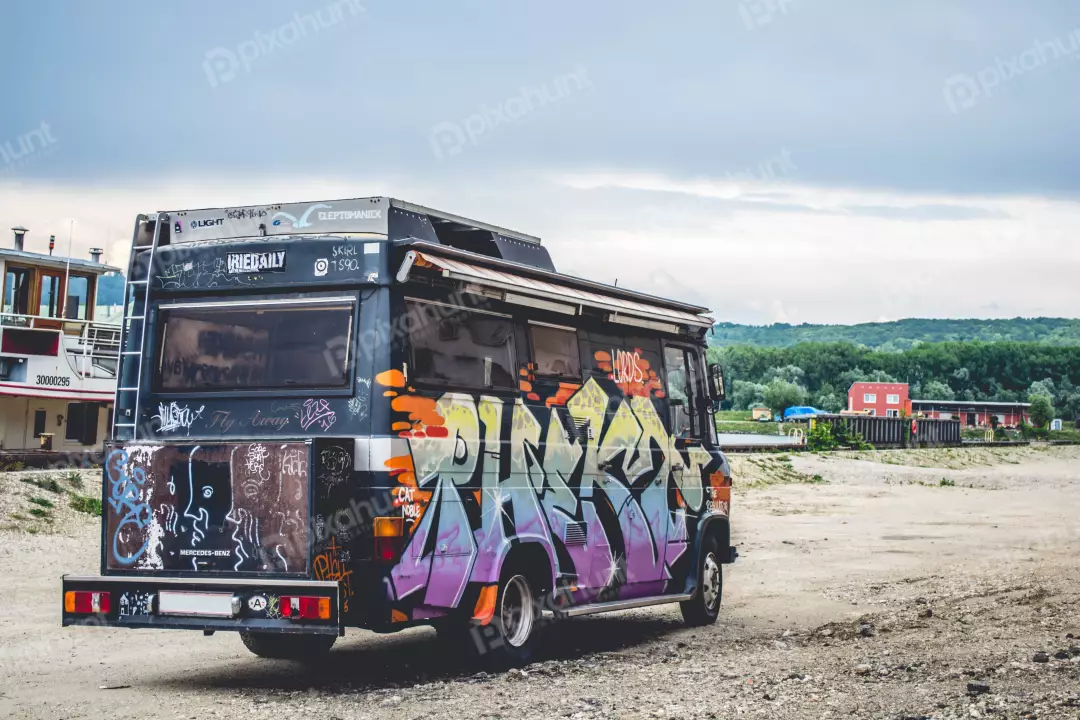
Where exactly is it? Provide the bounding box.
[708,363,726,408]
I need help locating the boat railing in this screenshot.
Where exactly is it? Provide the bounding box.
[0,312,121,378]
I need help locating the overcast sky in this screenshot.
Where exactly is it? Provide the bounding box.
[1,0,1078,324]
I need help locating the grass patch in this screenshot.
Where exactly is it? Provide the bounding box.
[939,478,956,487]
[28,496,54,509]
[716,410,754,422]
[731,454,827,489]
[69,494,102,516]
[9,512,29,521]
[28,507,52,519]
[64,471,84,490]
[20,475,65,494]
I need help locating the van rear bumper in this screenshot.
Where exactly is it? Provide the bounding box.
[61,575,342,636]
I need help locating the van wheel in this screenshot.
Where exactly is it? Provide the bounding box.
[240,631,336,659]
[480,570,540,667]
[681,534,722,627]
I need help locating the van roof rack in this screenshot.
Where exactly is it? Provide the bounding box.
[157,196,541,246]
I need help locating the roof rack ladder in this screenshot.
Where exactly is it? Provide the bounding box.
[111,214,165,442]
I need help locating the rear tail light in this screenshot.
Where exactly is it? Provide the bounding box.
[64,591,110,614]
[374,516,405,563]
[280,596,331,620]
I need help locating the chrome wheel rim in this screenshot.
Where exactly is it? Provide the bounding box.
[702,553,721,611]
[500,575,534,648]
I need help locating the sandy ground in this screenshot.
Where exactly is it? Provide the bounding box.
[1,446,1078,719]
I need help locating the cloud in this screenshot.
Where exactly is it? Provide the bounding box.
[1,170,1077,326]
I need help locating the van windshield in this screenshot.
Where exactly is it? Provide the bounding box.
[156,299,354,391]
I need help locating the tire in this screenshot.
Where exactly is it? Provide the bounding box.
[477,569,541,667]
[680,533,722,626]
[239,631,336,659]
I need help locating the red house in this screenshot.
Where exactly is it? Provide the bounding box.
[911,400,1029,428]
[847,382,1031,427]
[847,382,912,417]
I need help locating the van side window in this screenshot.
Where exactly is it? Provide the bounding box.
[406,300,517,389]
[664,346,704,438]
[664,347,692,436]
[530,324,580,378]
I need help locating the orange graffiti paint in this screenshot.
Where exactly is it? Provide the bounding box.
[545,382,581,407]
[376,369,406,388]
[385,454,416,486]
[392,421,411,431]
[391,395,446,427]
[313,538,354,613]
[391,609,410,623]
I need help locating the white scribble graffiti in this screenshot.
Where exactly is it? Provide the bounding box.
[157,258,248,289]
[154,402,205,434]
[320,446,352,489]
[282,447,307,477]
[243,443,270,477]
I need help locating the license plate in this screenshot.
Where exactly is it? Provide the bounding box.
[157,591,238,618]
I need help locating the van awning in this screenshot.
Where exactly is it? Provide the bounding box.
[396,246,714,331]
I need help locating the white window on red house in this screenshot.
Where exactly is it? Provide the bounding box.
[886,409,899,417]
[867,409,877,416]
[864,393,877,403]
[887,394,900,404]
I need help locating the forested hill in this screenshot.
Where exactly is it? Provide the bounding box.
[709,318,1080,350]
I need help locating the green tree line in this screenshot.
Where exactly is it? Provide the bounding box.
[708,341,1080,420]
[709,318,1080,350]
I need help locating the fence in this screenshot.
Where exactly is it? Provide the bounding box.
[798,414,961,449]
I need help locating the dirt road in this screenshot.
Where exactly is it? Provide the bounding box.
[2,447,1078,719]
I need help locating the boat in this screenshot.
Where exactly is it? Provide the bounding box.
[0,226,121,451]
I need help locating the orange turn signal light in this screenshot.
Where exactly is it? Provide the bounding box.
[374,516,404,537]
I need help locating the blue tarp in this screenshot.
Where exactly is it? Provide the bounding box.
[783,406,823,420]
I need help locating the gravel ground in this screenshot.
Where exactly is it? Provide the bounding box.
[1,447,1078,719]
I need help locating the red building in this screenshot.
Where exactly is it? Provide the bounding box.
[847,382,912,417]
[911,400,1029,428]
[847,382,1031,427]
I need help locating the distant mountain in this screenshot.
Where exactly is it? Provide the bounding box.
[708,318,1080,350]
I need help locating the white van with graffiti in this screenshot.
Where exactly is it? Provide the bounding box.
[62,197,736,665]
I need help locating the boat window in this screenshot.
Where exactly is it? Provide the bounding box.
[530,324,580,378]
[66,275,90,320]
[406,300,516,389]
[3,266,31,316]
[39,272,63,318]
[156,300,354,391]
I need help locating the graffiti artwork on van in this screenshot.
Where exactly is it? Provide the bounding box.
[105,443,310,573]
[156,258,249,290]
[374,362,729,620]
